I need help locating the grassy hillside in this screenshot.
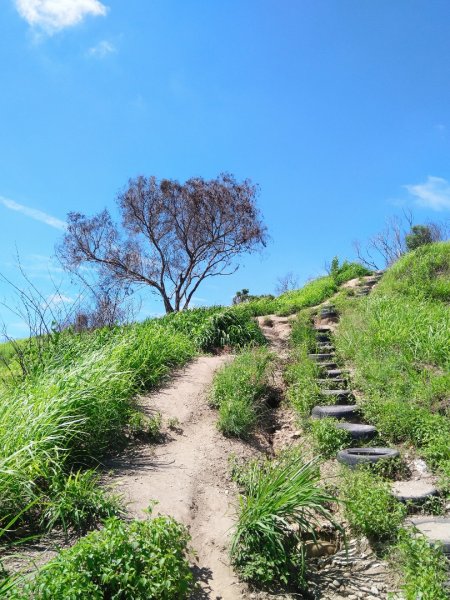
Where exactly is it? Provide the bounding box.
[334,242,450,474]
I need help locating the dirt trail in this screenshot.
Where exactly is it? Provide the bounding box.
[108,356,254,599]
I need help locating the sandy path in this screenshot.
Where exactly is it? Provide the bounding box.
[108,355,252,600]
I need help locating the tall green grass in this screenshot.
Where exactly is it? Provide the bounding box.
[211,348,273,438]
[230,450,338,588]
[0,306,267,530]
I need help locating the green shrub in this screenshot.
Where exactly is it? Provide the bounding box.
[330,257,371,285]
[196,309,266,352]
[339,468,406,541]
[231,450,338,589]
[394,528,449,600]
[11,513,193,599]
[211,348,273,438]
[41,469,122,535]
[309,418,350,458]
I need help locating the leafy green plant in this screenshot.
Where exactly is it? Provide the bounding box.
[40,469,122,535]
[329,257,371,285]
[211,348,273,438]
[309,418,351,458]
[339,467,406,541]
[393,528,449,600]
[9,512,194,599]
[196,309,266,352]
[231,449,339,589]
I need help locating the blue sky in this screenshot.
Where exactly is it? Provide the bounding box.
[1,0,450,337]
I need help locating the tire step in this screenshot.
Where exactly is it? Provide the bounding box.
[309,353,335,362]
[316,334,331,343]
[407,517,450,555]
[337,447,399,469]
[336,422,377,440]
[316,378,346,385]
[316,344,334,352]
[393,481,438,504]
[323,369,347,378]
[314,327,332,333]
[311,404,359,420]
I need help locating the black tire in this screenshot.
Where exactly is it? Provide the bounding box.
[308,353,335,362]
[311,405,359,420]
[320,389,353,401]
[320,308,337,318]
[316,334,331,343]
[323,368,346,378]
[337,447,399,468]
[336,422,377,440]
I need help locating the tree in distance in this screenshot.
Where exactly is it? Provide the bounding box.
[57,173,267,313]
[405,225,434,251]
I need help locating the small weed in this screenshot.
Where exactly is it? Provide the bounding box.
[167,416,182,432]
[339,467,406,542]
[393,528,449,600]
[308,418,351,458]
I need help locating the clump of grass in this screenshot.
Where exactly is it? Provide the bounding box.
[393,528,449,600]
[211,348,273,438]
[40,469,122,535]
[196,309,266,352]
[230,449,339,589]
[9,512,193,599]
[308,418,351,458]
[339,467,406,541]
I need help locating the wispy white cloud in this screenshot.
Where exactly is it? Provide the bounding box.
[15,0,108,33]
[0,196,67,230]
[46,293,74,307]
[87,39,116,58]
[404,176,450,211]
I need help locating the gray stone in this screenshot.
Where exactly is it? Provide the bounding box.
[408,516,450,553]
[392,480,438,503]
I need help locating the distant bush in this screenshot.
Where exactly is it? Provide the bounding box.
[11,514,193,599]
[330,257,371,285]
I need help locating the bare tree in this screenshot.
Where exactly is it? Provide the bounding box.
[57,173,267,313]
[354,211,449,269]
[275,272,299,295]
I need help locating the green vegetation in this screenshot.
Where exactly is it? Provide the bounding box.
[0,306,264,533]
[40,469,122,535]
[334,242,450,474]
[230,450,337,589]
[9,513,193,599]
[211,347,273,438]
[308,418,350,458]
[329,256,371,285]
[339,467,406,541]
[196,308,266,352]
[285,312,321,416]
[238,265,370,317]
[394,529,449,600]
